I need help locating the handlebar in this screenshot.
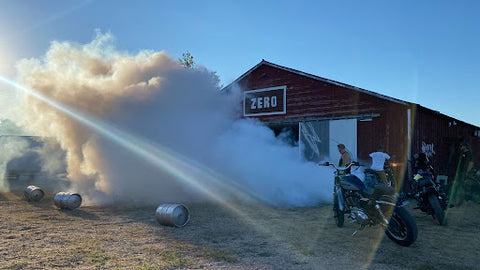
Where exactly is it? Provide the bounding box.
[319,161,362,171]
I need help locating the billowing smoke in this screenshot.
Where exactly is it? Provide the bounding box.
[0,136,30,190]
[0,136,69,191]
[9,31,333,207]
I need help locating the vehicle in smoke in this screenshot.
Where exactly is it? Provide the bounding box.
[321,161,418,247]
[410,171,448,225]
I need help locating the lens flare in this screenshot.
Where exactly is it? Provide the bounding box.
[0,74,339,261]
[0,75,259,203]
[0,75,297,238]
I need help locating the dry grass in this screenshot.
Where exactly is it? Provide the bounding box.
[1,190,479,269]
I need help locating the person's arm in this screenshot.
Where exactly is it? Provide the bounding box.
[344,152,351,164]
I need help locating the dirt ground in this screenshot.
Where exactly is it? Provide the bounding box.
[1,190,479,270]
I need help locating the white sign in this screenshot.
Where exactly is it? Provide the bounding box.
[244,86,286,116]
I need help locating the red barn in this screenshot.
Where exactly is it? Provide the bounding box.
[222,60,480,188]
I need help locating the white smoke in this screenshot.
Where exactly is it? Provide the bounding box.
[0,136,69,191]
[10,31,333,207]
[0,136,30,190]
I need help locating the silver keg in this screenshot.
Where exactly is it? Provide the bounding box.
[155,204,190,227]
[24,185,45,202]
[54,192,82,210]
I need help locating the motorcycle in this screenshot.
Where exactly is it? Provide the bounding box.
[383,160,397,189]
[364,160,396,189]
[321,161,418,247]
[410,169,448,225]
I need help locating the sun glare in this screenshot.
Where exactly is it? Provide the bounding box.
[0,75,345,261]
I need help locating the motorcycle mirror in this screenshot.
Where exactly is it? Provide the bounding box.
[319,162,330,166]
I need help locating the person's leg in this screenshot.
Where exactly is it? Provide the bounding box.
[376,170,388,185]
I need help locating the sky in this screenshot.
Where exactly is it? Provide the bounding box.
[0,0,479,126]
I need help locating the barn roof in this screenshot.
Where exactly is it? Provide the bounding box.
[222,59,409,105]
[222,59,480,129]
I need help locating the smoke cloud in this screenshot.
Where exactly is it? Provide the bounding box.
[9,31,333,207]
[0,136,69,191]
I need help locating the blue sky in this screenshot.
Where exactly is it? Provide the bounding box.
[0,0,479,126]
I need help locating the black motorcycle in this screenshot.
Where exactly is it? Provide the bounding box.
[364,160,396,189]
[322,161,418,247]
[410,171,448,225]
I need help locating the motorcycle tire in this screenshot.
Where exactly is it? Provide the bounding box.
[428,194,446,225]
[333,194,344,227]
[385,207,418,247]
[387,172,396,190]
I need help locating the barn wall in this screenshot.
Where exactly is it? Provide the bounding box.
[411,106,480,180]
[229,61,480,188]
[237,64,403,122]
[236,64,410,170]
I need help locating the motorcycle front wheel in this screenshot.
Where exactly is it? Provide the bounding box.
[428,194,446,225]
[333,193,344,227]
[385,207,418,247]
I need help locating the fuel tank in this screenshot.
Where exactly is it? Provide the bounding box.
[340,175,367,191]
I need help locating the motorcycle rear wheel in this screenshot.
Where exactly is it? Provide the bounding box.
[385,207,418,247]
[428,194,446,225]
[333,194,344,227]
[386,171,396,189]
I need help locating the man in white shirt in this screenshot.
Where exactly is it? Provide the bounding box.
[369,144,391,184]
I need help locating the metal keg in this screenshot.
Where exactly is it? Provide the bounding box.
[24,185,45,202]
[155,204,190,227]
[54,192,82,210]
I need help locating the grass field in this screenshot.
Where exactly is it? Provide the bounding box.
[1,190,479,270]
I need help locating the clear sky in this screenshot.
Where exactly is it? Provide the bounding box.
[0,0,479,126]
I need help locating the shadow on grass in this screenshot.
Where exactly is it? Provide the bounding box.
[58,208,101,220]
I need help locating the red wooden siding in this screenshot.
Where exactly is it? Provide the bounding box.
[225,60,480,185]
[411,105,480,179]
[233,63,410,170]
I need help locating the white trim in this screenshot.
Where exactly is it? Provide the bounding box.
[407,108,411,148]
[243,85,287,117]
[244,85,286,94]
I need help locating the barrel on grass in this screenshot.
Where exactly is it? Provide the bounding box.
[24,185,44,202]
[54,192,82,210]
[155,204,190,227]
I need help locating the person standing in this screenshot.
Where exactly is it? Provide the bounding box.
[369,144,391,185]
[337,144,351,167]
[449,141,474,207]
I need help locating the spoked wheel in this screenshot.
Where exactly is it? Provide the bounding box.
[333,191,344,227]
[385,207,418,247]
